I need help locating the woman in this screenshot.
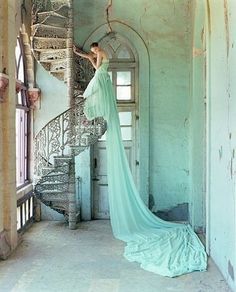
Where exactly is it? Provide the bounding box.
[73,42,108,70]
[73,42,114,121]
[73,42,207,278]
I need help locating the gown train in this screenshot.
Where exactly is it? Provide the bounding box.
[83,60,207,277]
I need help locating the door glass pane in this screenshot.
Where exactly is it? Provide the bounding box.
[121,127,132,140]
[119,112,132,126]
[117,71,131,85]
[117,86,131,100]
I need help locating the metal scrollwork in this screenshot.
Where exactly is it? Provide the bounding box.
[34,99,107,177]
[74,55,95,91]
[32,0,107,227]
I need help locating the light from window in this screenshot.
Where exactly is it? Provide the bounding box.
[119,112,132,126]
[117,71,131,85]
[16,109,28,187]
[121,127,132,140]
[119,111,132,140]
[117,86,131,100]
[116,71,132,100]
[15,38,25,82]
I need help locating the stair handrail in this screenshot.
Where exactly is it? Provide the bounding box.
[34,99,106,177]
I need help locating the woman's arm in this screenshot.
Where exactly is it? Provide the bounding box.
[73,45,102,70]
[88,52,102,70]
[73,45,90,59]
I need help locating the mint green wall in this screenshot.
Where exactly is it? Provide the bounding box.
[34,65,68,135]
[204,1,236,290]
[34,64,68,221]
[74,0,192,213]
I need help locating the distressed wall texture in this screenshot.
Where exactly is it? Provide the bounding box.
[204,0,236,290]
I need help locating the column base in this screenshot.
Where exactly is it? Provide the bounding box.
[0,230,11,260]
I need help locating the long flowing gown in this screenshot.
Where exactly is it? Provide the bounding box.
[83,59,207,277]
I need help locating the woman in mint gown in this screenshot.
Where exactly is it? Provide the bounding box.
[73,42,207,277]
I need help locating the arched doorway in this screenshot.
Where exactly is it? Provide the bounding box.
[92,35,139,219]
[78,22,150,220]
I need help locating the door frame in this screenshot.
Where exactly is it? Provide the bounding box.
[83,22,150,205]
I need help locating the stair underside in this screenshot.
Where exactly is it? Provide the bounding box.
[32,24,68,38]
[32,37,67,50]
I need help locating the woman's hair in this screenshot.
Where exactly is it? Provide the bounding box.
[90,42,99,48]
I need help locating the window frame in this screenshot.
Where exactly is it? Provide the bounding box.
[15,36,31,189]
[109,67,135,103]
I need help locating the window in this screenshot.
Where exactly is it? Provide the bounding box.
[119,111,132,140]
[109,70,134,101]
[99,38,137,143]
[106,42,136,103]
[15,36,30,188]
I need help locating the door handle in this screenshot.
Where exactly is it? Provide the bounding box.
[94,158,97,168]
[92,177,100,181]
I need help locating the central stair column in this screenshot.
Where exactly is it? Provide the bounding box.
[67,0,76,229]
[68,158,77,229]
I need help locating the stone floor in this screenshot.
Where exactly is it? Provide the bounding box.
[0,220,232,292]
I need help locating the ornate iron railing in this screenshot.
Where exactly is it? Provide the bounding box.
[34,99,106,177]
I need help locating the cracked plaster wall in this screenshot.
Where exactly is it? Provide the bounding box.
[202,0,236,290]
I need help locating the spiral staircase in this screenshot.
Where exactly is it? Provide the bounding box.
[31,0,106,229]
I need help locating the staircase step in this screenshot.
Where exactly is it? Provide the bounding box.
[52,4,70,17]
[40,57,67,64]
[69,146,87,156]
[54,155,72,159]
[39,195,68,203]
[44,171,68,177]
[32,24,68,39]
[39,189,67,195]
[40,59,67,72]
[54,156,72,167]
[50,71,67,81]
[36,12,68,27]
[50,68,67,73]
[42,196,68,203]
[36,49,67,62]
[41,166,54,176]
[39,174,69,185]
[32,37,67,50]
[36,183,68,193]
[41,181,68,185]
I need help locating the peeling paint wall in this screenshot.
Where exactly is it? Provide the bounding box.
[74,0,192,217]
[203,0,236,290]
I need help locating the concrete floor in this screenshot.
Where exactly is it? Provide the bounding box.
[0,220,232,292]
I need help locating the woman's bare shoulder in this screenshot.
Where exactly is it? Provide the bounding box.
[101,50,108,61]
